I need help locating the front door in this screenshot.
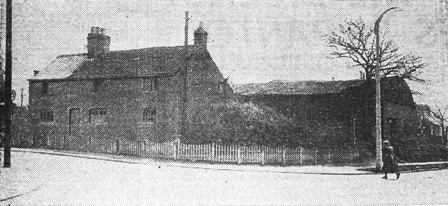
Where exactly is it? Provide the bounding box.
[69,108,81,136]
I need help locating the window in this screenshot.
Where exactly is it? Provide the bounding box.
[432,125,440,136]
[143,108,156,123]
[142,77,157,91]
[320,108,332,120]
[89,109,107,123]
[93,79,104,92]
[42,82,49,95]
[388,118,397,138]
[218,82,225,93]
[40,111,54,122]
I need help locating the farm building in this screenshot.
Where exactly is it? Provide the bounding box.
[237,76,419,150]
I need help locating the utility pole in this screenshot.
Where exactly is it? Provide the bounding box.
[373,7,400,172]
[184,11,189,47]
[180,11,189,139]
[3,0,12,168]
[20,88,23,107]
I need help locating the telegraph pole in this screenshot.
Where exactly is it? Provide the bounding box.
[20,88,23,107]
[373,7,400,172]
[180,11,189,139]
[3,0,12,167]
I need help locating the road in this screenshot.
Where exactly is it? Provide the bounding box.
[2,152,448,205]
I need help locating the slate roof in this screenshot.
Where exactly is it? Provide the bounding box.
[236,79,366,95]
[29,45,200,81]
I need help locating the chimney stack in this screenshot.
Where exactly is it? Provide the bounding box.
[87,27,110,58]
[33,70,39,76]
[194,22,208,47]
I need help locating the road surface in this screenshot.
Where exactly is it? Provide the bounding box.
[2,151,448,205]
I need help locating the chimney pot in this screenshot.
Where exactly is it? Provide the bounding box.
[194,22,208,47]
[33,70,39,76]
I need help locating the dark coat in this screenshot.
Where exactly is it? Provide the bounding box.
[382,145,399,173]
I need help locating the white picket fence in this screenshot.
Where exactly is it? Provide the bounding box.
[176,143,359,165]
[21,136,360,166]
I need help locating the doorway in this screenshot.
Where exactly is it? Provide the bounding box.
[69,108,81,136]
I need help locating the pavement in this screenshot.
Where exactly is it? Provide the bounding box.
[10,148,374,175]
[1,148,447,203]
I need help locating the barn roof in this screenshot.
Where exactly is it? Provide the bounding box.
[236,79,366,95]
[29,45,200,81]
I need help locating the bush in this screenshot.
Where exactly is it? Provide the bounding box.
[185,100,303,147]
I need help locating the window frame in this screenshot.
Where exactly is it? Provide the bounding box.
[39,110,54,123]
[218,82,226,93]
[93,79,104,93]
[89,108,107,124]
[142,108,156,124]
[388,117,398,138]
[42,82,49,95]
[142,77,157,92]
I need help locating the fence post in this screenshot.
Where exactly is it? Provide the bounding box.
[299,147,302,165]
[282,146,286,166]
[237,145,241,164]
[116,139,120,154]
[88,136,91,152]
[211,142,215,162]
[143,140,147,156]
[328,148,331,164]
[313,149,317,165]
[173,140,177,160]
[261,146,265,165]
[176,138,181,160]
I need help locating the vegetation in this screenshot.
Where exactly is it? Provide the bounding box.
[185,100,304,147]
[325,18,426,81]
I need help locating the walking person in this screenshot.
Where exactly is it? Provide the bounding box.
[382,140,400,180]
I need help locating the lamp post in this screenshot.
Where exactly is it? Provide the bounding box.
[373,7,400,172]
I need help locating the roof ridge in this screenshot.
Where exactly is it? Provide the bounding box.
[268,79,366,84]
[57,53,88,58]
[105,45,200,54]
[56,45,200,58]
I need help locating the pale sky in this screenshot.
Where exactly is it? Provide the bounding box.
[7,0,448,107]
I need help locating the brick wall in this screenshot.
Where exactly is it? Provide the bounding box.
[29,76,183,146]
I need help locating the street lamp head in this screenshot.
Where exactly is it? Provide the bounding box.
[374,7,401,33]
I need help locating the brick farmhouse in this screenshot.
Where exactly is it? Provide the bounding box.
[28,25,231,148]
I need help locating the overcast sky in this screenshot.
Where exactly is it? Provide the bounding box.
[6,0,448,107]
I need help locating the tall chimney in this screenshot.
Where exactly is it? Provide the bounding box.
[87,27,110,58]
[194,22,208,47]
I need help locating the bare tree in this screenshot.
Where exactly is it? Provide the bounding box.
[325,19,426,81]
[431,104,448,146]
